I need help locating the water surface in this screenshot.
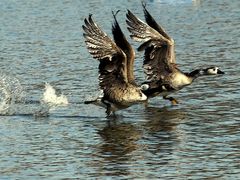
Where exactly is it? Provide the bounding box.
[0,0,239,179]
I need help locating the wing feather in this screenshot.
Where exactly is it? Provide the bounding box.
[126,9,176,82]
[82,14,128,90]
[83,15,118,60]
[112,11,136,84]
[126,10,170,44]
[142,2,171,40]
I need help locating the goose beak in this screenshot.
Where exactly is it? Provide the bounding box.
[217,69,225,74]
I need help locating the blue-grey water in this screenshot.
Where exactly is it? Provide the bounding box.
[0,0,239,179]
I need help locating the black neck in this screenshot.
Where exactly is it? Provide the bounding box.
[186,69,202,79]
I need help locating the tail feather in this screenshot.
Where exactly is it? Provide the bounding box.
[84,100,97,104]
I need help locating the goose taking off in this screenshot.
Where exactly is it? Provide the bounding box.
[126,4,224,105]
[82,13,147,116]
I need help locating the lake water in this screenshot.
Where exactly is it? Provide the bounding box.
[0,0,239,179]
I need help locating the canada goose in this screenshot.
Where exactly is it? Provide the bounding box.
[126,4,224,105]
[82,12,147,116]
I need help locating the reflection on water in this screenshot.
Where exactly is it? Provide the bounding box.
[96,120,142,177]
[143,106,185,132]
[143,107,186,155]
[99,120,142,155]
[0,0,239,179]
[88,107,187,178]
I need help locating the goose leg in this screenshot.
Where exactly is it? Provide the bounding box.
[106,106,112,116]
[163,96,179,105]
[144,99,149,108]
[101,99,112,116]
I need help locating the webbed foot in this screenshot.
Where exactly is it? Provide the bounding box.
[163,96,179,105]
[170,97,179,105]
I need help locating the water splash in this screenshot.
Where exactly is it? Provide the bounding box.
[0,72,25,115]
[0,73,68,116]
[42,83,69,106]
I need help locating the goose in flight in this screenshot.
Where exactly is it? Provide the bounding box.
[126,4,224,105]
[82,12,147,116]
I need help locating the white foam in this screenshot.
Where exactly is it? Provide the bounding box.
[0,72,25,115]
[42,83,69,106]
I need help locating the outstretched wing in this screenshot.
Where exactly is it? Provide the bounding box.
[83,15,128,89]
[142,2,171,41]
[126,9,176,82]
[112,11,136,84]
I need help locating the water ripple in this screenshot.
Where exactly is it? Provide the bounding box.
[0,0,239,179]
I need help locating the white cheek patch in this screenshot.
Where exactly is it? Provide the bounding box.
[141,84,149,91]
[208,67,218,75]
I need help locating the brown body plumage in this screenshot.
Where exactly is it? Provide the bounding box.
[126,3,224,104]
[83,13,147,116]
